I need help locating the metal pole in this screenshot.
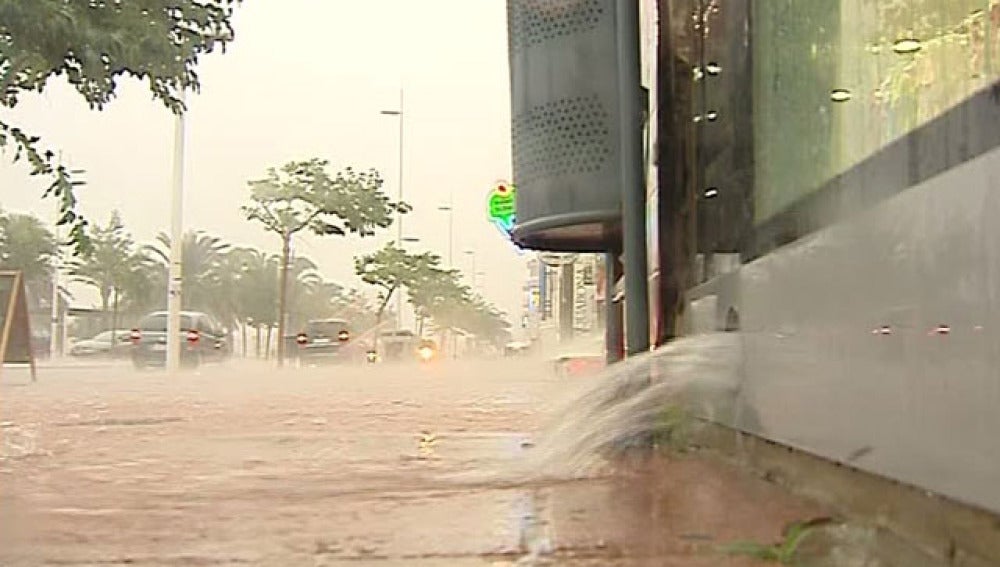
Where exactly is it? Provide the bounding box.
[471,253,477,292]
[395,88,404,330]
[50,181,61,359]
[166,95,186,373]
[447,196,454,268]
[605,251,624,363]
[617,0,650,355]
[438,201,454,268]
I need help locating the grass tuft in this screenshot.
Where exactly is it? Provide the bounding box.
[719,518,833,565]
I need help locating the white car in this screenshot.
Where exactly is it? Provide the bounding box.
[69,330,132,358]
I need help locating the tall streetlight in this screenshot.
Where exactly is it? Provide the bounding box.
[380,88,405,329]
[437,202,454,268]
[474,271,486,294]
[166,94,187,373]
[463,249,476,290]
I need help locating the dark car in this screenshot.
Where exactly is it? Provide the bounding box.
[130,311,230,370]
[69,330,132,359]
[294,319,356,364]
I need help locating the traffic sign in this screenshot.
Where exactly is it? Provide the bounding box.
[0,271,36,381]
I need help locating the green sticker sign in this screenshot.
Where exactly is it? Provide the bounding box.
[487,182,516,232]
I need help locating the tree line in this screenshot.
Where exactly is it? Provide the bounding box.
[0,207,385,352]
[0,156,511,356]
[0,3,511,360]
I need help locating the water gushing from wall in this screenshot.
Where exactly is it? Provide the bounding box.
[522,333,745,479]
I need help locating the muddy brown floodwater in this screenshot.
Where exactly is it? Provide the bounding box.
[1,358,824,566]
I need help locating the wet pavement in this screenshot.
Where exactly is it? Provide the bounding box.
[1,358,826,566]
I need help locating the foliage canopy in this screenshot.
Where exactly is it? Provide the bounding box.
[0,0,241,254]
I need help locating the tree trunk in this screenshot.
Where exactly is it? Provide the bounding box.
[255,324,262,358]
[265,324,273,360]
[276,234,291,367]
[373,286,396,356]
[241,323,248,358]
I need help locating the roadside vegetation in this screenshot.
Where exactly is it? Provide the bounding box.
[720,519,827,565]
[0,201,510,355]
[1,0,243,254]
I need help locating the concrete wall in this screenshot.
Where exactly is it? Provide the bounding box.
[700,145,1000,515]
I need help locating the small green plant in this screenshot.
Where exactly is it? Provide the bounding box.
[649,404,691,452]
[720,519,827,565]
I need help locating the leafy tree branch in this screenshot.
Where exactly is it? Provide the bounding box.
[0,0,241,254]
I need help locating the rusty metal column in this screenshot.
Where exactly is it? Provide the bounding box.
[617,0,650,355]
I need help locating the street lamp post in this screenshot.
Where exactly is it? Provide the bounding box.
[437,203,454,268]
[380,88,405,330]
[474,271,486,294]
[166,94,186,373]
[463,250,476,291]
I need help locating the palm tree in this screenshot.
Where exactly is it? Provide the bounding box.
[0,210,58,293]
[285,255,321,332]
[69,212,124,311]
[118,254,166,322]
[232,249,279,358]
[68,211,150,336]
[146,231,229,314]
[0,211,65,349]
[211,247,257,332]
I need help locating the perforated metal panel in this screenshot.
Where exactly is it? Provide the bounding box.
[512,95,613,182]
[507,0,622,252]
[508,0,606,52]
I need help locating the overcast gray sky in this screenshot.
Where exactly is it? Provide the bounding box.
[0,0,526,320]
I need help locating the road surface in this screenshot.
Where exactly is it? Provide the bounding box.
[1,359,825,566]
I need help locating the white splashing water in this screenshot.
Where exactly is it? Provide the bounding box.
[521,332,745,479]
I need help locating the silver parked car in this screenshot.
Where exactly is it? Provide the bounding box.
[69,330,133,359]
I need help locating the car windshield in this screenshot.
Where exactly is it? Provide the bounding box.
[92,331,113,342]
[140,314,194,332]
[92,331,126,342]
[306,321,348,337]
[380,330,414,338]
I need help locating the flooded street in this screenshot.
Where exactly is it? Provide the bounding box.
[4,0,1000,565]
[2,359,824,566]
